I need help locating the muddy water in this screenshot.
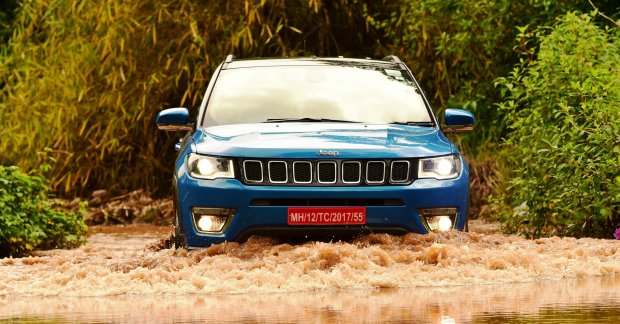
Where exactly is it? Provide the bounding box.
[1,224,619,322]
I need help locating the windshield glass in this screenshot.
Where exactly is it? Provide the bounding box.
[202,65,433,127]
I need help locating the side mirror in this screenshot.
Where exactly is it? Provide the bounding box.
[156,108,192,131]
[442,108,474,133]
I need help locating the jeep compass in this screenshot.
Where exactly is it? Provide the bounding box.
[156,55,475,248]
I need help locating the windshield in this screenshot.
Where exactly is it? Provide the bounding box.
[202,65,433,127]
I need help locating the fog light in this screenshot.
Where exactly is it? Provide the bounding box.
[419,208,457,232]
[437,216,452,231]
[425,216,452,231]
[192,207,234,233]
[197,215,227,232]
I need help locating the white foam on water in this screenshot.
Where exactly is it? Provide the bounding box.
[1,226,619,297]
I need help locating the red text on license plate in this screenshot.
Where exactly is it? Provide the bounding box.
[287,207,366,225]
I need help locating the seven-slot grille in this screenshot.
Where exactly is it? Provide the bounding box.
[238,159,415,186]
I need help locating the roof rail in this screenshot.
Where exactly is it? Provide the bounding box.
[383,55,407,69]
[383,55,401,63]
[222,54,235,69]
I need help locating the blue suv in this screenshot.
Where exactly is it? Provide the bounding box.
[157,55,475,249]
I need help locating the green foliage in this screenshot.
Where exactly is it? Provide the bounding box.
[492,13,620,238]
[370,0,588,146]
[0,162,87,257]
[0,0,379,196]
[0,0,617,230]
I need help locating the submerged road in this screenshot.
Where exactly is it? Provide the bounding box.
[1,223,619,322]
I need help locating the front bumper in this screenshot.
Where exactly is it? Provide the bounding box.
[175,167,469,248]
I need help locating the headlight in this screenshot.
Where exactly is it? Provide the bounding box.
[187,153,235,180]
[418,155,461,180]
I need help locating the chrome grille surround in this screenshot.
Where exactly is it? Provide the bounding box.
[292,161,313,184]
[267,161,288,183]
[390,160,411,183]
[365,161,386,184]
[317,161,337,184]
[341,161,362,184]
[243,160,263,183]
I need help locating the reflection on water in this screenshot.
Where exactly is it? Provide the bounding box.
[1,277,619,323]
[1,224,619,322]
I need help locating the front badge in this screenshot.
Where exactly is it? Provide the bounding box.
[316,149,339,157]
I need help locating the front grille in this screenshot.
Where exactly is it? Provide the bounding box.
[238,159,416,186]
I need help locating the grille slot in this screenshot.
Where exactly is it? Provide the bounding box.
[317,161,337,183]
[268,161,288,183]
[293,161,312,183]
[366,161,386,184]
[342,161,361,183]
[390,161,410,183]
[243,160,263,182]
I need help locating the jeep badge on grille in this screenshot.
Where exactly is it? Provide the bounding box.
[316,150,339,157]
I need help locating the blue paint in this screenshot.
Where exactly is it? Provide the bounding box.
[156,107,189,127]
[444,109,475,126]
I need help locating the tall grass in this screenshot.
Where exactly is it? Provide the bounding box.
[0,0,377,196]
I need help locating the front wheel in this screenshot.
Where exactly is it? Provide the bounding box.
[174,205,188,249]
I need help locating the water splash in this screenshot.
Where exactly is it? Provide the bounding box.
[1,225,619,297]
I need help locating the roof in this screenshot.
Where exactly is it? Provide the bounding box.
[223,57,404,70]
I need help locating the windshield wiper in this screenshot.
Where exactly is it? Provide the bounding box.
[389,121,435,127]
[264,118,362,123]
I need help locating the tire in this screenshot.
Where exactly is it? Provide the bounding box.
[174,203,188,249]
[464,193,470,232]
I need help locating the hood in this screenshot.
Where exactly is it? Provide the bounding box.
[192,123,453,159]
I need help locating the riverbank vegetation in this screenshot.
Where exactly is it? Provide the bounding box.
[493,13,620,238]
[0,163,86,257]
[0,1,618,244]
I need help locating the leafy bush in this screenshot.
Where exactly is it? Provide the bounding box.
[0,163,87,257]
[369,0,588,146]
[492,13,620,238]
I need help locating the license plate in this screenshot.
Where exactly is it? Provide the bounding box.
[287,207,366,225]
